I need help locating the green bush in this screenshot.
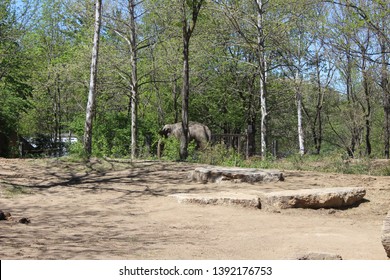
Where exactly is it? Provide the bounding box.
[159,137,197,161]
[69,141,88,159]
[195,144,244,166]
[160,137,180,160]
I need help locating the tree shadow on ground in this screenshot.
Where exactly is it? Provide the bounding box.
[0,158,214,198]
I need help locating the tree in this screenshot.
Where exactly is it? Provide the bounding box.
[254,0,269,159]
[371,1,390,158]
[308,39,335,155]
[323,1,366,157]
[354,28,373,156]
[179,0,204,160]
[109,0,140,159]
[0,0,33,156]
[279,17,311,156]
[260,0,328,157]
[379,16,390,158]
[324,0,390,157]
[128,0,138,159]
[219,0,268,158]
[4,0,390,161]
[84,0,103,156]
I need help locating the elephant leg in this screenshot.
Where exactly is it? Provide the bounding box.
[157,139,164,159]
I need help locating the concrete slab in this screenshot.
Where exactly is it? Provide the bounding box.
[382,211,390,258]
[189,166,284,184]
[294,252,343,260]
[169,192,260,208]
[261,187,366,210]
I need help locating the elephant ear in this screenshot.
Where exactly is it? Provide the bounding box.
[161,125,172,137]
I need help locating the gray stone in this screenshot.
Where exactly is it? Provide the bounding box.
[295,252,343,260]
[382,211,390,258]
[0,210,12,221]
[189,166,284,184]
[261,187,366,210]
[169,193,260,208]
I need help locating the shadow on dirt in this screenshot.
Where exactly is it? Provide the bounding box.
[0,158,210,198]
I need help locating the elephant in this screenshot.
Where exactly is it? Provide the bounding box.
[158,122,211,157]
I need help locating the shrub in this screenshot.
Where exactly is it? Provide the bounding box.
[159,137,197,161]
[196,144,244,166]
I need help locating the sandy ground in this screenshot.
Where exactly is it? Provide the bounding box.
[0,157,389,260]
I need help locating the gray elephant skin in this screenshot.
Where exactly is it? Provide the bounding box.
[159,122,211,149]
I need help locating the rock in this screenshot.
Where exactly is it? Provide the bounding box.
[0,211,5,220]
[19,217,31,224]
[382,211,390,258]
[0,210,12,221]
[261,187,366,210]
[170,193,260,208]
[295,252,343,260]
[1,210,30,224]
[189,166,284,184]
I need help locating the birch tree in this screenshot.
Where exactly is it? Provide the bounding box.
[221,0,271,159]
[277,3,314,156]
[84,0,102,156]
[255,0,269,159]
[107,0,140,159]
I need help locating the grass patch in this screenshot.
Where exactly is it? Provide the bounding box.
[191,148,390,176]
[0,182,33,198]
[238,153,390,176]
[51,146,390,176]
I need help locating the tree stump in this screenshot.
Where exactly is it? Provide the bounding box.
[382,211,390,258]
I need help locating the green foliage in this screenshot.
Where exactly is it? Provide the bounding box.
[90,112,130,157]
[194,144,245,167]
[244,152,390,176]
[159,137,197,161]
[0,0,33,156]
[159,137,181,161]
[68,141,83,157]
[0,0,389,173]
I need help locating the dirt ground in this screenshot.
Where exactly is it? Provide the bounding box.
[0,157,389,260]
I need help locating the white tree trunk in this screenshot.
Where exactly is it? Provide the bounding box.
[260,66,267,159]
[83,0,102,156]
[297,91,305,156]
[129,0,138,159]
[296,70,305,156]
[257,0,267,159]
